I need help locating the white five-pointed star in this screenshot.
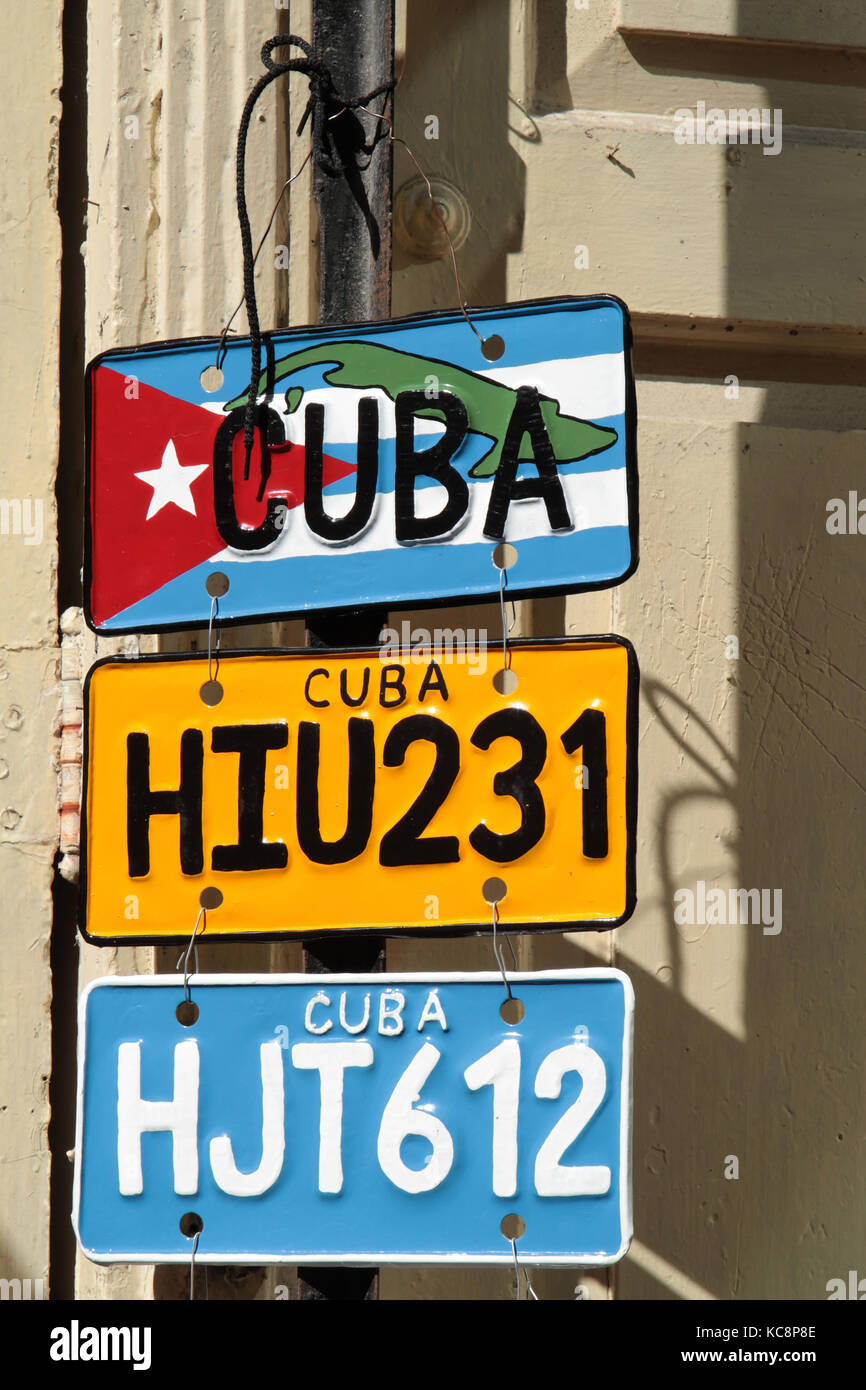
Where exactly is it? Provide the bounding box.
[135,440,208,520]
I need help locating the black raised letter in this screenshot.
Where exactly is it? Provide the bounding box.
[213,404,287,551]
[395,390,469,541]
[379,715,460,866]
[560,708,608,857]
[127,730,204,877]
[296,718,375,864]
[211,723,289,872]
[379,664,407,707]
[483,386,571,540]
[304,398,379,541]
[304,669,330,708]
[469,709,547,862]
[340,666,371,707]
[418,661,449,702]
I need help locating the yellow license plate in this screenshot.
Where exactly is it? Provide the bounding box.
[82,640,637,941]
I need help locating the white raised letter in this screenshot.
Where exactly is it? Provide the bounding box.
[304,990,333,1034]
[377,1043,454,1193]
[464,1038,520,1197]
[210,1041,285,1196]
[339,992,371,1035]
[417,989,448,1032]
[378,989,406,1035]
[117,1040,199,1195]
[292,1042,374,1192]
[534,1043,610,1196]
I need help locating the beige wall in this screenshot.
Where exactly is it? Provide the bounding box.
[0,8,63,1294]
[388,0,866,1302]
[0,0,862,1301]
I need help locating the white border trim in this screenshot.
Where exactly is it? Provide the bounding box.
[73,969,634,1267]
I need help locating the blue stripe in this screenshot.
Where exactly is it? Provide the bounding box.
[95,298,627,407]
[100,525,633,629]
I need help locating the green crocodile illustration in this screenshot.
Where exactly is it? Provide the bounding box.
[225,340,618,479]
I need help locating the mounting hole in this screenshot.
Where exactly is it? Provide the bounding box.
[500,997,525,1025]
[500,1213,525,1240]
[200,680,223,706]
[493,669,518,696]
[482,876,507,906]
[180,1211,203,1238]
[482,335,505,361]
[206,571,230,598]
[492,542,517,571]
[200,887,223,910]
[200,366,224,393]
[176,1000,199,1027]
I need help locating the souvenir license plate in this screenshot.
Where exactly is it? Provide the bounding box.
[73,971,633,1265]
[85,296,637,631]
[81,640,637,942]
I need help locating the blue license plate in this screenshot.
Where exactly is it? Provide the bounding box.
[74,971,633,1265]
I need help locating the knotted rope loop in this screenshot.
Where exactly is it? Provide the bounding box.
[236,35,395,480]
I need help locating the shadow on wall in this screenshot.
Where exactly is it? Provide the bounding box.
[734,393,866,1297]
[538,0,866,1301]
[642,681,737,992]
[530,677,746,1303]
[729,3,866,1301]
[535,362,866,1303]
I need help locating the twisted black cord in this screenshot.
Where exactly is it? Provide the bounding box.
[236,35,394,480]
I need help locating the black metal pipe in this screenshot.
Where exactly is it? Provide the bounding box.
[298,0,395,1304]
[312,0,394,326]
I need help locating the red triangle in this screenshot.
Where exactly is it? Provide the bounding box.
[89,367,355,624]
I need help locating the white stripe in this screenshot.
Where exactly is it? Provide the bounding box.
[210,466,628,565]
[203,352,625,442]
[485,354,625,419]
